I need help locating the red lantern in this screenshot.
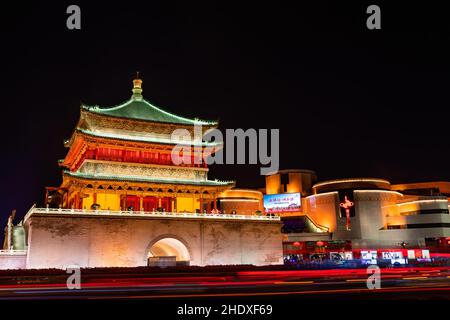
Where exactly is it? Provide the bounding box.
[316,241,324,247]
[293,241,301,247]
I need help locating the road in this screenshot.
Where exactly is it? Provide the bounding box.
[1,267,449,300]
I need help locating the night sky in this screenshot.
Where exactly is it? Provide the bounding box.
[1,2,449,225]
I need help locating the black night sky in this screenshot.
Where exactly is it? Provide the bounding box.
[0,2,449,225]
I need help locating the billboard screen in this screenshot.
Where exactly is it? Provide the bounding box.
[263,193,301,213]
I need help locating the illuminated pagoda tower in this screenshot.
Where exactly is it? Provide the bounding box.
[49,77,234,213]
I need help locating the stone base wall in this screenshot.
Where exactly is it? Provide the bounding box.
[25,215,283,269]
[0,254,27,269]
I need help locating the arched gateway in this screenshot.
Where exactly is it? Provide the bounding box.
[147,236,191,267]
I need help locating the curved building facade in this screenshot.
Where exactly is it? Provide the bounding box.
[282,176,450,262]
[308,178,402,243]
[218,189,263,215]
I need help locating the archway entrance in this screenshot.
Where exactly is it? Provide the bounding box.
[148,238,190,267]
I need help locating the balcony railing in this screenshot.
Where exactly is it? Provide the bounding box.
[0,249,27,255]
[24,206,280,222]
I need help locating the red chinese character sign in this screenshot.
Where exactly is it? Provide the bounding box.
[340,195,354,231]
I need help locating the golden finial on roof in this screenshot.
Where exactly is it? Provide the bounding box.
[132,72,143,100]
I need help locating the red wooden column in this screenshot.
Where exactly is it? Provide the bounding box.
[199,195,204,213]
[79,192,84,209]
[63,190,69,208]
[213,193,217,211]
[74,192,80,209]
[120,195,126,211]
[173,196,177,212]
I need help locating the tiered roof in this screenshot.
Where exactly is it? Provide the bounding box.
[82,99,217,126]
[64,171,231,186]
[61,76,234,189]
[82,78,217,126]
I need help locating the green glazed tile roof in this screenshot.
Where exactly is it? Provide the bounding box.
[82,98,217,126]
[77,128,222,147]
[65,171,233,186]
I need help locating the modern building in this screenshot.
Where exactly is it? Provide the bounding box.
[217,189,264,215]
[263,171,450,264]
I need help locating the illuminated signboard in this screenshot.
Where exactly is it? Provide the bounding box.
[408,249,431,261]
[407,250,415,259]
[263,193,301,213]
[361,250,377,265]
[422,249,430,260]
[382,251,406,265]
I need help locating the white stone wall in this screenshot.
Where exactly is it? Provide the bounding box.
[25,215,283,269]
[353,191,399,240]
[0,254,27,269]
